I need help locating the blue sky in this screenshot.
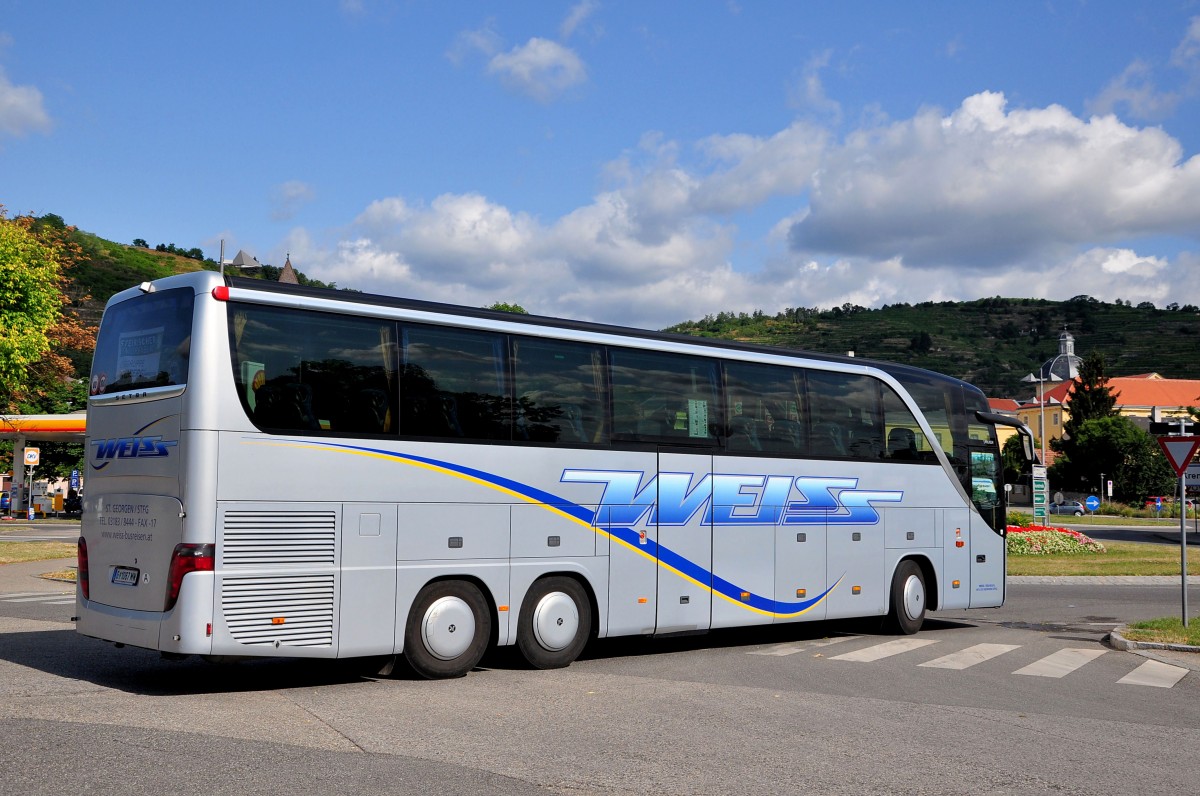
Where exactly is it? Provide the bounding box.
[3,2,1200,328]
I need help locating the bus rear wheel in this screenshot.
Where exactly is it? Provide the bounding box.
[886,560,926,635]
[404,580,491,679]
[517,576,591,669]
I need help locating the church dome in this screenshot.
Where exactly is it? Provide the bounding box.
[1038,331,1082,381]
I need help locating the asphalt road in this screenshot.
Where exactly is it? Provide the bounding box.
[1,553,1198,795]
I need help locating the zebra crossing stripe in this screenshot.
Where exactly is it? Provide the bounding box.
[1118,659,1189,688]
[749,636,859,656]
[919,643,1021,670]
[1013,648,1107,678]
[830,637,940,662]
[2,593,73,603]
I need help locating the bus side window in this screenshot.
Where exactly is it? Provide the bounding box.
[609,348,719,445]
[400,325,509,441]
[881,385,931,461]
[806,371,883,460]
[724,361,807,454]
[232,304,397,436]
[511,337,608,446]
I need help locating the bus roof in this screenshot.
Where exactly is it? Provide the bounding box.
[210,274,981,396]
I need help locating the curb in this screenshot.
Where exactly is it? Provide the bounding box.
[1106,628,1200,670]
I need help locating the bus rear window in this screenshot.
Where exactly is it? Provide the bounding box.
[90,287,195,395]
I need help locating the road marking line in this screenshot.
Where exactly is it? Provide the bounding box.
[1117,659,1189,688]
[1013,648,1107,678]
[919,643,1021,670]
[830,638,940,662]
[749,636,859,656]
[0,592,55,599]
[4,594,73,603]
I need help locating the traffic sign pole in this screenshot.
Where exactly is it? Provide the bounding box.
[1157,434,1200,627]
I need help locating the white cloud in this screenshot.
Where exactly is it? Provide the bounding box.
[269,180,316,222]
[487,37,587,103]
[789,91,1200,267]
[446,22,502,65]
[291,91,1200,329]
[1090,16,1200,120]
[0,67,51,137]
[788,50,842,123]
[560,1,600,41]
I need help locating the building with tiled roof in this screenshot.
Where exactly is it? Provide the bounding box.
[1013,370,1199,451]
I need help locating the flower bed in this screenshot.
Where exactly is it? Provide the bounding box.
[1006,524,1106,555]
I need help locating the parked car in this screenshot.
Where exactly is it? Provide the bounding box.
[1048,500,1085,516]
[0,491,9,512]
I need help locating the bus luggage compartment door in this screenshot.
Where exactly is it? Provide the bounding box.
[339,503,398,657]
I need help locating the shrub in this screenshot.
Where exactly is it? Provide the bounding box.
[1007,510,1033,528]
[1006,525,1106,555]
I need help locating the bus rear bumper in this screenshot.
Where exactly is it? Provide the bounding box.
[76,574,214,656]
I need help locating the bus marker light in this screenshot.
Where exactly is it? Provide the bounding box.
[271,617,286,625]
[796,588,806,598]
[740,591,751,601]
[952,580,961,589]
[211,286,230,301]
[852,586,861,595]
[498,605,509,612]
[955,539,965,548]
[206,623,212,637]
[637,597,648,604]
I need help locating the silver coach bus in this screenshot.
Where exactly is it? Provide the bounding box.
[76,271,1032,678]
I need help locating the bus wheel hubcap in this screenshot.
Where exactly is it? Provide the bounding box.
[902,575,924,620]
[421,596,476,661]
[532,592,578,651]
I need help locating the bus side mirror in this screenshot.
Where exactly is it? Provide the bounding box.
[973,410,1036,463]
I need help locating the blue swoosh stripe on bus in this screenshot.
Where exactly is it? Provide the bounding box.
[254,438,837,617]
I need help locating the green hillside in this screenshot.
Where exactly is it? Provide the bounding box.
[667,297,1200,398]
[51,220,1200,401]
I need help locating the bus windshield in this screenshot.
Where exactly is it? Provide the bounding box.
[89,287,195,396]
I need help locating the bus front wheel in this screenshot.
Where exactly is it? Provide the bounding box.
[516,576,592,669]
[404,580,491,679]
[886,560,926,635]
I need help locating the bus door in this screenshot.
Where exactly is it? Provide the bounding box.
[966,438,1006,608]
[654,450,713,635]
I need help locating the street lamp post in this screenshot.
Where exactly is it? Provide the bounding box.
[1022,371,1063,465]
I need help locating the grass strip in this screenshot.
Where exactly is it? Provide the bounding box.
[0,541,76,565]
[1008,541,1199,576]
[1122,617,1200,647]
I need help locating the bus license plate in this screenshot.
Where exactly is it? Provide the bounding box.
[112,566,140,586]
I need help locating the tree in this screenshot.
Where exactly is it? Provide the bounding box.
[1049,416,1175,502]
[1063,350,1119,437]
[488,302,528,314]
[0,211,66,411]
[0,211,95,477]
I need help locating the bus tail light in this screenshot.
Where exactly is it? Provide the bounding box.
[77,537,89,600]
[165,543,215,611]
[211,286,229,301]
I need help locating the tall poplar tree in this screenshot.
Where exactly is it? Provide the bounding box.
[1061,350,1119,443]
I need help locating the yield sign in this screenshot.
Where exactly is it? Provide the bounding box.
[1157,436,1200,477]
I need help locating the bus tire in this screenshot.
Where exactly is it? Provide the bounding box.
[516,576,591,669]
[886,560,926,635]
[404,580,491,679]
